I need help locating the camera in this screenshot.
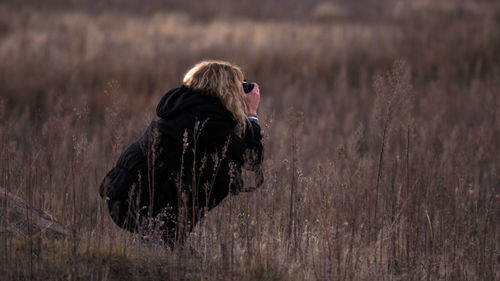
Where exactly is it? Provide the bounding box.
[242,80,254,93]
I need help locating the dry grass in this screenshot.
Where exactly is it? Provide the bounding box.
[1,1,500,280]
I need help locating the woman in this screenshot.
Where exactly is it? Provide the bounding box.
[99,61,263,248]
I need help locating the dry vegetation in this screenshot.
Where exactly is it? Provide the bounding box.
[1,1,500,280]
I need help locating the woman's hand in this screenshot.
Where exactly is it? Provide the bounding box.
[243,82,260,115]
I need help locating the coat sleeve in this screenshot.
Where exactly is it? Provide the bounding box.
[230,120,265,188]
[198,118,264,171]
[228,120,264,171]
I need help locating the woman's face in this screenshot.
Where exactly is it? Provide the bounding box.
[240,83,246,97]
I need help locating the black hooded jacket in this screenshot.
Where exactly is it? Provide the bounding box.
[99,85,263,237]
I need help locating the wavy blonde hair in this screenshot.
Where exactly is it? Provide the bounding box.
[183,60,248,136]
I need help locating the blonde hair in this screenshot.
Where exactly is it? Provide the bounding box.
[183,60,248,136]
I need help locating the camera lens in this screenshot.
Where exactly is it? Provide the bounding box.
[242,80,254,93]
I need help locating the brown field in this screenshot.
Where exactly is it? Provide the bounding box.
[1,1,499,280]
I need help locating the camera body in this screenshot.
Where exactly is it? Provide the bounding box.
[242,80,254,93]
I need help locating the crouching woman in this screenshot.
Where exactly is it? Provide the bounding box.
[99,61,264,248]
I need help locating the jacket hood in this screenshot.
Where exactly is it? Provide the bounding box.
[156,85,233,120]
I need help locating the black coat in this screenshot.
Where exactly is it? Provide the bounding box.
[99,85,263,243]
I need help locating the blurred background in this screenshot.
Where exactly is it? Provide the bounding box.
[2,0,499,120]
